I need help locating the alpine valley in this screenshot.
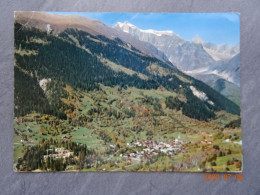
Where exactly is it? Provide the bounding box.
[14,12,242,172]
[114,22,240,105]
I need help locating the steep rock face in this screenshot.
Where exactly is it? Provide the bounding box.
[211,54,240,86]
[192,35,239,61]
[114,21,240,104]
[114,22,239,75]
[172,42,216,71]
[184,53,240,87]
[114,22,216,71]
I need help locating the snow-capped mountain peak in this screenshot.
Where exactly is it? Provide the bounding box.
[140,29,174,36]
[116,21,137,29]
[114,21,240,96]
[114,21,175,37]
[192,35,204,44]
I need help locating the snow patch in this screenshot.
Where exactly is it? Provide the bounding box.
[140,29,174,36]
[116,21,136,28]
[184,67,209,75]
[116,22,124,28]
[124,21,136,28]
[115,21,175,37]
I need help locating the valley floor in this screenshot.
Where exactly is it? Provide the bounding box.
[14,85,242,172]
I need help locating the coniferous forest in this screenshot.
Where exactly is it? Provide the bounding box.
[14,15,242,172]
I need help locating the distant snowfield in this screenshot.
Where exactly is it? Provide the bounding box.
[184,67,209,75]
[139,29,174,37]
[114,21,240,87]
[116,21,176,37]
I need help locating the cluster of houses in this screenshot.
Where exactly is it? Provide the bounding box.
[43,147,74,161]
[116,136,187,162]
[200,139,213,144]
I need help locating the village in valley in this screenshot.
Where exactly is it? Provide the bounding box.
[14,12,242,172]
[114,136,185,162]
[13,84,242,172]
[13,83,242,172]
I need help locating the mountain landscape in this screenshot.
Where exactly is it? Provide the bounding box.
[14,12,242,172]
[114,22,240,105]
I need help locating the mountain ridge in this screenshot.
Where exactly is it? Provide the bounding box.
[114,21,240,105]
[14,21,240,121]
[15,12,173,67]
[13,13,242,173]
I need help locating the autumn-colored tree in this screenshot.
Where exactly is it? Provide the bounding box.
[236,161,242,169]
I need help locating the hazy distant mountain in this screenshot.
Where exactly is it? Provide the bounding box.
[192,35,239,61]
[114,21,239,74]
[114,22,216,72]
[211,53,240,85]
[180,53,240,105]
[185,71,240,105]
[114,21,240,104]
[184,53,240,86]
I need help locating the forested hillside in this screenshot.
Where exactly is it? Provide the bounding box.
[14,16,242,172]
[14,23,240,121]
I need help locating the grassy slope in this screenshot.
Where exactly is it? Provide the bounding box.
[14,83,242,171]
[14,23,242,172]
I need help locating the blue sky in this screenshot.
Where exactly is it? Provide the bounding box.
[47,12,240,45]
